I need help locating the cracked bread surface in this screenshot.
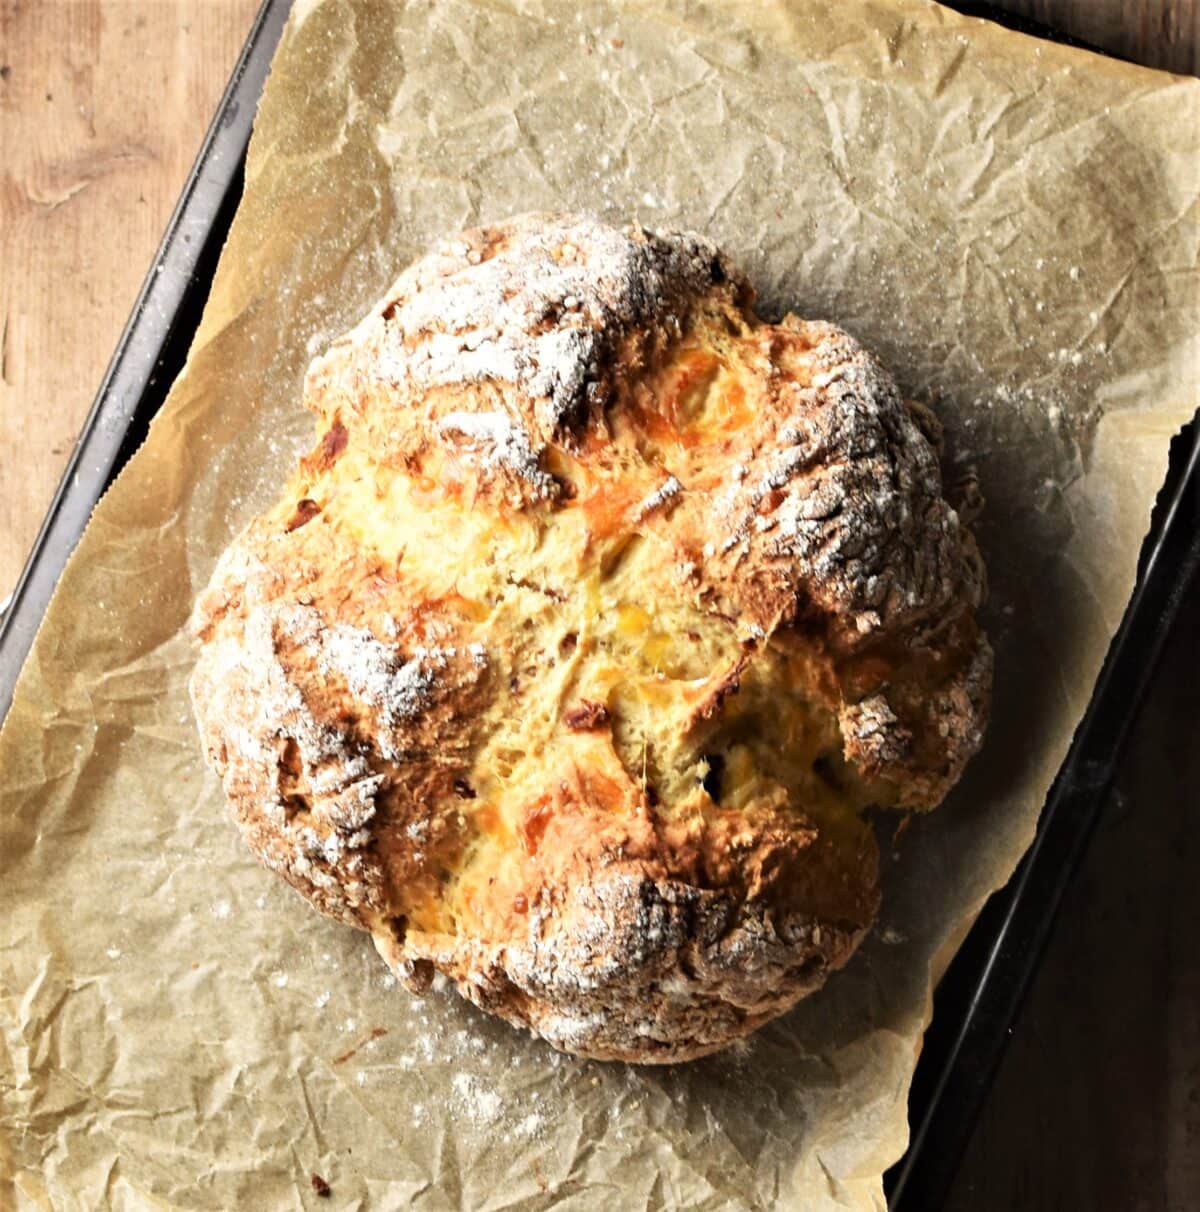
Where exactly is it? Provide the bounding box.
[190,213,991,1063]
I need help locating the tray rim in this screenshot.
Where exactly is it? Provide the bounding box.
[0,3,1195,1207]
[0,0,291,723]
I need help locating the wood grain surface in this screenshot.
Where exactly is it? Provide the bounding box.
[948,581,1200,1209]
[1001,0,1199,72]
[0,2,1196,1208]
[0,0,260,606]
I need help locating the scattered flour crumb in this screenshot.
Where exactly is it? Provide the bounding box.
[451,1073,503,1125]
[438,411,555,494]
[515,1111,544,1138]
[636,475,682,519]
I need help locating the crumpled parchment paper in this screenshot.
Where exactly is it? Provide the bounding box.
[1,1,1197,1207]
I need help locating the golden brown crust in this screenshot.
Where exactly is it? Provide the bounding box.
[190,213,991,1062]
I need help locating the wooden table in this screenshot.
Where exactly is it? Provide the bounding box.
[1,2,1196,1207]
[1002,0,1197,72]
[0,0,263,605]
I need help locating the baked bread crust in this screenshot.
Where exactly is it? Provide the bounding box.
[190,214,991,1062]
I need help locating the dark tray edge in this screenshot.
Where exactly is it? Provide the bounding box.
[886,419,1200,1209]
[0,0,291,723]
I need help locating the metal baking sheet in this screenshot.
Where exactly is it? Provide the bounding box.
[0,2,1194,1206]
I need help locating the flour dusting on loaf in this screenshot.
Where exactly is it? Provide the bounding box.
[191,213,991,1062]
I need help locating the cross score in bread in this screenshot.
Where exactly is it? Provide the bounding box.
[190,214,991,1063]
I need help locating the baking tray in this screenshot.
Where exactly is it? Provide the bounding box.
[0,2,1196,1207]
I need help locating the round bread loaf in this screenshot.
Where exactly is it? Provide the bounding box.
[190,213,991,1063]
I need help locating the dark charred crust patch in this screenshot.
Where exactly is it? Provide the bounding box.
[317,420,349,467]
[564,700,611,731]
[285,498,322,532]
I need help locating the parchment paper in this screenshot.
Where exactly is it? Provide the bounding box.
[2,1,1197,1207]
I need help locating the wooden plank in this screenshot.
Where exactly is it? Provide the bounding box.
[994,0,1199,72]
[948,585,1200,1210]
[0,0,261,604]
